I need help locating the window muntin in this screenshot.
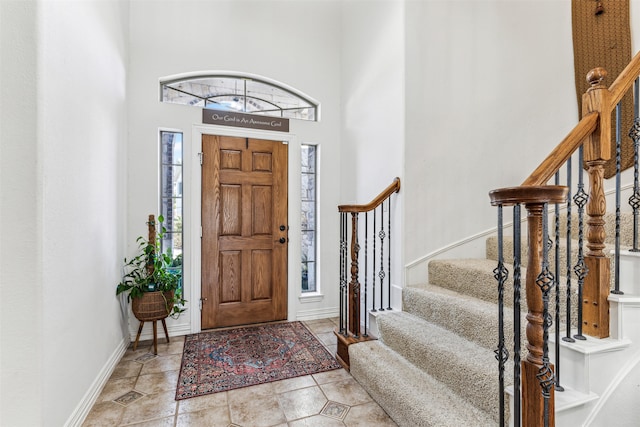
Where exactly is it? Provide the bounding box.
[161,73,318,121]
[160,131,183,270]
[301,144,317,293]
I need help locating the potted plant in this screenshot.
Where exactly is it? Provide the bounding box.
[116,214,186,321]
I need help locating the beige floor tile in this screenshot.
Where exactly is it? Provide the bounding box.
[120,390,177,425]
[303,319,336,334]
[312,368,351,385]
[343,401,397,427]
[177,391,228,413]
[123,416,175,427]
[271,375,317,394]
[320,378,372,406]
[278,386,327,421]
[288,415,346,427]
[82,400,124,427]
[120,347,154,362]
[135,370,179,394]
[97,376,137,403]
[228,394,287,427]
[139,354,182,375]
[176,405,230,427]
[226,381,274,401]
[155,336,186,355]
[315,331,337,347]
[110,360,143,380]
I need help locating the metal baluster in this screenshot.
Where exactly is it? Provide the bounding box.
[387,199,393,310]
[371,209,377,313]
[364,212,369,336]
[630,78,640,252]
[513,204,522,427]
[339,212,346,335]
[554,172,564,392]
[493,204,509,427]
[574,145,588,341]
[536,204,556,427]
[379,205,386,311]
[563,157,575,343]
[613,103,624,295]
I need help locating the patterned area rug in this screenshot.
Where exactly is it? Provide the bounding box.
[175,321,341,399]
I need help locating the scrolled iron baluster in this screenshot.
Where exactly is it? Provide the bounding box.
[536,204,556,427]
[629,78,640,252]
[378,205,386,311]
[629,78,640,253]
[574,145,588,340]
[493,204,509,427]
[613,103,624,295]
[563,157,575,343]
[371,210,377,313]
[364,212,369,336]
[339,212,347,335]
[513,204,522,427]
[554,172,564,392]
[387,199,392,310]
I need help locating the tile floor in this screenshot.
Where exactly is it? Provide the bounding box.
[82,318,397,427]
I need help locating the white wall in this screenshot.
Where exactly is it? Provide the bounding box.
[404,0,579,268]
[1,1,129,425]
[340,0,405,308]
[128,0,343,330]
[0,1,43,425]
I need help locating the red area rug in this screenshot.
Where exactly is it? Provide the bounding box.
[175,321,341,399]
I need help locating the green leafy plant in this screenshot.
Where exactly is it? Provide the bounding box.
[116,215,186,318]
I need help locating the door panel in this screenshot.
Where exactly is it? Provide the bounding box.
[201,134,288,329]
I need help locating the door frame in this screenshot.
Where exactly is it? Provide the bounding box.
[188,124,301,333]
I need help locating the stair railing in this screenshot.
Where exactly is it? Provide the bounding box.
[490,50,640,427]
[334,177,400,370]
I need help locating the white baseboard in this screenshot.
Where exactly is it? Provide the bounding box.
[295,306,339,321]
[127,322,192,342]
[63,337,128,427]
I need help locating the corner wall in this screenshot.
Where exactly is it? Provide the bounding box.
[1,1,130,425]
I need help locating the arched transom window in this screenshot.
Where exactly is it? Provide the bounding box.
[160,72,319,121]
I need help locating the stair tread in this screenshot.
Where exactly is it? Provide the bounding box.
[403,283,524,350]
[350,339,497,426]
[377,311,509,420]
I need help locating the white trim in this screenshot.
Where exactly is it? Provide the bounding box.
[296,306,339,321]
[63,338,129,427]
[190,124,299,334]
[583,348,640,426]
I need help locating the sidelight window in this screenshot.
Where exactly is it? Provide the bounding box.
[301,144,317,293]
[160,131,183,270]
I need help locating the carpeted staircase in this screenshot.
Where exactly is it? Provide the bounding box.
[348,212,632,427]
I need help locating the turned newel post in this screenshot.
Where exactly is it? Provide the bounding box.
[490,186,568,427]
[522,200,556,427]
[349,212,361,338]
[582,67,612,338]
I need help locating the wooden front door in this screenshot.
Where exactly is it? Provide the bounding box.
[201,134,288,329]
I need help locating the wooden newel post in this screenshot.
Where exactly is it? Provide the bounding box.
[522,201,555,427]
[582,68,611,338]
[490,186,567,427]
[349,212,361,337]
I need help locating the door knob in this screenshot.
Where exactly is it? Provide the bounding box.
[279,237,286,244]
[279,225,286,231]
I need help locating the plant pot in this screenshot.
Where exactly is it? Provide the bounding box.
[131,290,174,321]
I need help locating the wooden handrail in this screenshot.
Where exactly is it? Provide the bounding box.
[608,50,640,108]
[521,112,599,186]
[338,177,401,213]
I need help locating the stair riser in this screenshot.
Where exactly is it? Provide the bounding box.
[428,260,579,328]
